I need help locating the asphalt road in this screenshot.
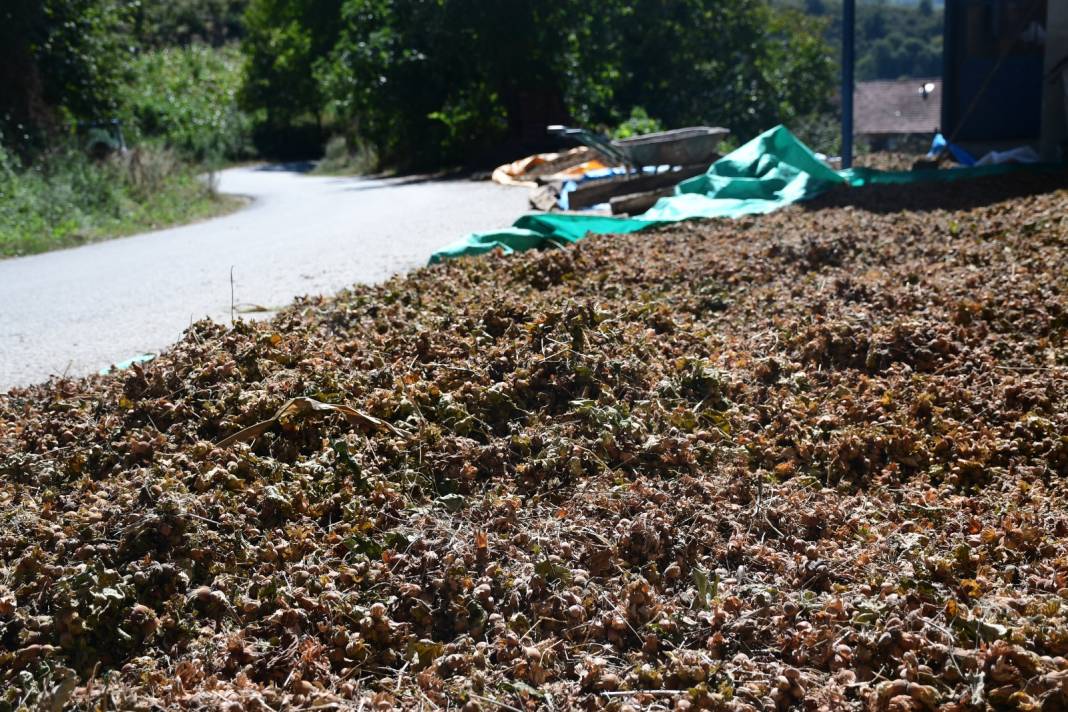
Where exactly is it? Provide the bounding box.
[0,164,530,391]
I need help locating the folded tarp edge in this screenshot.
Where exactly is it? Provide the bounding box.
[429,125,1057,264]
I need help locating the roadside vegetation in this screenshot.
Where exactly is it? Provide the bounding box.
[2,0,845,255]
[122,44,254,164]
[0,1,252,258]
[1,0,946,256]
[239,0,941,172]
[0,143,243,258]
[242,0,836,170]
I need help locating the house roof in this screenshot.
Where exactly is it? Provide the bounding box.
[855,78,942,136]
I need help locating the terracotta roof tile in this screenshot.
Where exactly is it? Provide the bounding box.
[855,78,941,136]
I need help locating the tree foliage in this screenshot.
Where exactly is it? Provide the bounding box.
[853,2,942,79]
[240,0,342,128]
[121,44,253,161]
[133,0,249,48]
[859,33,942,80]
[607,1,833,138]
[1,0,255,159]
[1,0,838,169]
[777,0,944,80]
[242,0,835,167]
[313,0,620,166]
[0,0,251,256]
[0,0,135,153]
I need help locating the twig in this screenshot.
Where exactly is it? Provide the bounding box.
[601,689,688,697]
[467,693,525,712]
[183,511,222,527]
[230,265,236,326]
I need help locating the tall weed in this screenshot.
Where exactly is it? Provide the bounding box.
[0,143,227,258]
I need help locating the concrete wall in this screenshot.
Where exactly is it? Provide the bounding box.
[1041,2,1068,160]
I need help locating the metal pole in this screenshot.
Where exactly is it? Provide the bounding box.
[842,0,855,168]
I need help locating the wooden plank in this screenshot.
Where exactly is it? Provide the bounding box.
[609,187,674,215]
[566,162,712,209]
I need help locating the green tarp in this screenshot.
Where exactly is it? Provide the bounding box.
[429,125,1046,264]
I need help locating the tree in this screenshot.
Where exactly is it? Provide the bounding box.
[315,0,619,165]
[863,8,887,40]
[302,0,835,167]
[133,0,249,48]
[239,0,341,128]
[1,0,134,155]
[608,1,833,140]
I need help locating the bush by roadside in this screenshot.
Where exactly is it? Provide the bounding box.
[0,143,242,258]
[313,135,380,175]
[0,42,254,259]
[122,44,254,164]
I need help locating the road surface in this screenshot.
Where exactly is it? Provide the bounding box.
[0,165,530,391]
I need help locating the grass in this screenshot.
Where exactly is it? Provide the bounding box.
[1,41,254,259]
[0,145,246,258]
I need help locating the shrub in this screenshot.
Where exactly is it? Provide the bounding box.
[0,143,226,257]
[315,134,380,175]
[122,44,253,162]
[611,108,665,140]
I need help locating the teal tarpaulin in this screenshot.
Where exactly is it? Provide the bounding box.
[429,125,1046,264]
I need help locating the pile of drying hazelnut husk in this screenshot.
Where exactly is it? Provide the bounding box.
[2,172,1068,711]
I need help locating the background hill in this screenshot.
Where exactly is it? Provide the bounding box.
[774,0,944,80]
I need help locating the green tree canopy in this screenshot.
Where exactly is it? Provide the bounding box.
[240,0,341,128]
[133,0,249,48]
[779,0,944,82]
[0,0,134,154]
[243,0,835,167]
[314,0,621,165]
[608,2,833,140]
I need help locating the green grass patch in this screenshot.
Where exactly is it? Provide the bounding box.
[0,145,245,258]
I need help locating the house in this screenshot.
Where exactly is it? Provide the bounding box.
[854,78,942,150]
